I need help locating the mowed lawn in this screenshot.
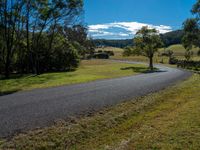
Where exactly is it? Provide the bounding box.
[1,74,200,149]
[0,60,148,95]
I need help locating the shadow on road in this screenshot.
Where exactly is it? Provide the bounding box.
[0,90,20,97]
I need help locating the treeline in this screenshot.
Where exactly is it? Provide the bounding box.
[93,39,133,48]
[0,0,94,78]
[92,30,184,48]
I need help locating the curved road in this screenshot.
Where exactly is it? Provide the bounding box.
[0,61,192,137]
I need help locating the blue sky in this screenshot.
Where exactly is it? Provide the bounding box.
[84,0,196,39]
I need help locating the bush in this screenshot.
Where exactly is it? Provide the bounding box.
[93,53,109,59]
[51,38,80,71]
[177,60,200,71]
[104,51,114,56]
[197,49,200,56]
[123,46,134,56]
[169,57,178,64]
[98,50,103,53]
[185,50,193,61]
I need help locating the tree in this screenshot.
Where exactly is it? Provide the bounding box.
[198,50,200,56]
[182,0,200,60]
[0,0,84,78]
[185,50,194,61]
[63,25,95,57]
[0,0,26,78]
[133,26,163,70]
[28,0,83,75]
[123,46,134,56]
[164,49,174,64]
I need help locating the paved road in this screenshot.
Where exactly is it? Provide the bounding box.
[0,61,192,137]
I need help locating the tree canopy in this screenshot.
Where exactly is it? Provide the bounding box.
[182,0,200,60]
[133,26,163,70]
[0,0,94,78]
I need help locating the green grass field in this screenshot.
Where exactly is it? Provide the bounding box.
[0,60,148,95]
[1,74,199,150]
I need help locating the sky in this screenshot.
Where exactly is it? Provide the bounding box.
[84,0,196,39]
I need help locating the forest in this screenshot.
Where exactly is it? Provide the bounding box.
[0,0,94,78]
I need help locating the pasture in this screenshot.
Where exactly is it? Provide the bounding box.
[105,44,200,63]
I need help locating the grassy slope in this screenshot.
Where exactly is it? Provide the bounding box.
[110,44,200,63]
[0,60,148,95]
[159,44,200,61]
[1,74,200,150]
[159,44,199,55]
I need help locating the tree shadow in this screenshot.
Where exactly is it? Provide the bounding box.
[0,90,20,96]
[0,72,77,97]
[120,66,166,74]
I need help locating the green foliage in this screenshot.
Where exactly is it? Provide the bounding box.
[123,46,134,56]
[182,18,199,50]
[51,35,80,71]
[134,27,163,57]
[123,46,141,57]
[192,0,200,16]
[134,26,163,70]
[165,49,174,57]
[182,0,200,58]
[184,50,194,61]
[197,49,200,56]
[64,25,95,56]
[0,0,85,78]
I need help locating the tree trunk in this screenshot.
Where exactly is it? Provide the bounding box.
[26,0,34,73]
[149,56,153,71]
[5,60,10,78]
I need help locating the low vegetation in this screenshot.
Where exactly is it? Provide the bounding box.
[1,74,199,149]
[109,44,200,64]
[159,44,200,57]
[0,60,148,95]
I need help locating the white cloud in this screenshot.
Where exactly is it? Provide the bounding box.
[88,21,172,39]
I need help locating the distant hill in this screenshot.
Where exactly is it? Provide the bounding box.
[93,30,184,48]
[160,30,184,47]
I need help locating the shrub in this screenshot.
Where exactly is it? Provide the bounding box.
[98,50,103,53]
[177,60,200,71]
[197,49,200,56]
[184,50,194,61]
[104,51,114,56]
[169,57,178,64]
[93,53,109,59]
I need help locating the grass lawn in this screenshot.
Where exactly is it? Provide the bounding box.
[1,74,200,149]
[0,59,148,95]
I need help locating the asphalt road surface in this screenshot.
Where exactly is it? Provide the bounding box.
[0,61,192,137]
